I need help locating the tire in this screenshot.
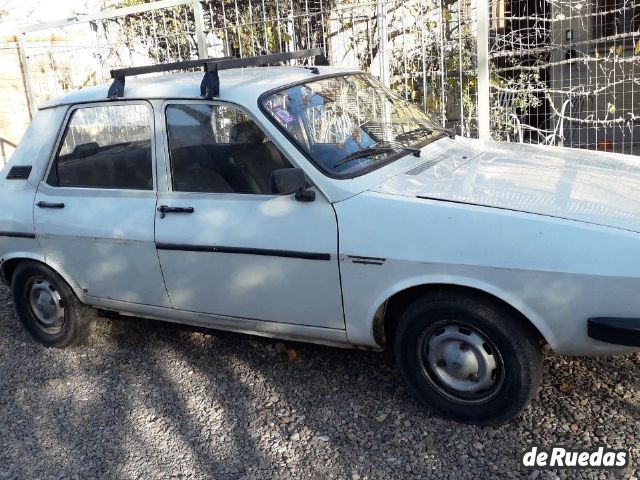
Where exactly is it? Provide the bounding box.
[393,291,543,425]
[11,261,96,348]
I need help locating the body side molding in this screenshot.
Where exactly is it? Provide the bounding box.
[0,231,36,239]
[155,243,331,261]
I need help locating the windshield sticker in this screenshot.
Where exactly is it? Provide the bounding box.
[271,106,295,124]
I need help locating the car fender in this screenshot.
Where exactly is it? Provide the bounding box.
[349,271,555,350]
[1,250,86,301]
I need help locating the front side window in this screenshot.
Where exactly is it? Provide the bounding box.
[166,103,292,194]
[48,103,153,190]
[261,74,446,178]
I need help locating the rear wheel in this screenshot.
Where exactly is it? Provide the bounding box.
[394,291,542,424]
[11,261,96,348]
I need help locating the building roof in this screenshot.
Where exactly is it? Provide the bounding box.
[40,65,359,109]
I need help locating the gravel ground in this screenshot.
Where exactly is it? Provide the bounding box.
[0,284,638,480]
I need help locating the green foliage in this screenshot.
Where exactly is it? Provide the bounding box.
[381,0,478,133]
[115,0,197,62]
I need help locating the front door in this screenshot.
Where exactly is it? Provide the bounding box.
[34,102,170,307]
[154,101,344,328]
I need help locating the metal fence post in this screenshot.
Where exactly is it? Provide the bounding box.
[376,0,390,87]
[17,33,36,120]
[476,0,490,140]
[193,0,207,59]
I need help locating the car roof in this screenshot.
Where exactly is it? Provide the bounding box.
[40,65,360,109]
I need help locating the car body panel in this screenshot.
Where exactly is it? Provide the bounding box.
[85,294,350,348]
[152,98,344,327]
[335,191,640,355]
[31,100,170,307]
[374,136,640,233]
[35,183,171,306]
[0,108,64,247]
[40,67,353,110]
[0,108,60,281]
[1,107,67,189]
[0,182,37,239]
[154,189,344,328]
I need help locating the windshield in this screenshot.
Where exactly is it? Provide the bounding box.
[261,74,446,177]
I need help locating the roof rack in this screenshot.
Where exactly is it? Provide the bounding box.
[107,56,235,99]
[108,48,328,100]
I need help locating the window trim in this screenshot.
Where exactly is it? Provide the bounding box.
[161,98,300,197]
[43,100,157,192]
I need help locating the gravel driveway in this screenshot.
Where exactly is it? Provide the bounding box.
[0,284,638,480]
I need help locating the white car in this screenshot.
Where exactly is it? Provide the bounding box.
[2,50,639,424]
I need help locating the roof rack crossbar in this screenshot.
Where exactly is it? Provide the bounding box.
[204,48,324,73]
[107,56,234,99]
[107,48,328,100]
[109,56,234,80]
[201,48,326,100]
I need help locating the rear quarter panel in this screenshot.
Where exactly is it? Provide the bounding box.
[0,107,66,280]
[0,179,40,278]
[335,191,640,355]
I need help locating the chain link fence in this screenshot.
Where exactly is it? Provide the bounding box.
[2,0,639,164]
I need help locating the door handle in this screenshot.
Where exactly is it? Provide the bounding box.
[157,205,195,218]
[36,201,65,209]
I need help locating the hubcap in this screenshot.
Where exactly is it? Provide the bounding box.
[28,278,65,333]
[419,322,503,404]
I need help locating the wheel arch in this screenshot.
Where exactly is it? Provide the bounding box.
[1,253,85,300]
[371,279,553,350]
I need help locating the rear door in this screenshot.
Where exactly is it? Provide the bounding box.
[154,101,344,328]
[34,102,170,307]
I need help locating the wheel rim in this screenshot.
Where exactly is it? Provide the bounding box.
[27,278,65,334]
[418,321,504,405]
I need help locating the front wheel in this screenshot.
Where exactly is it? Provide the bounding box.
[11,261,96,348]
[394,291,543,425]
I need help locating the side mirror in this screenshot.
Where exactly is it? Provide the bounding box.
[271,168,315,202]
[72,142,99,158]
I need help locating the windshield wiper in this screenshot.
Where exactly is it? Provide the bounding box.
[375,139,421,155]
[396,126,434,142]
[443,128,456,139]
[334,145,420,168]
[334,147,396,168]
[397,126,456,141]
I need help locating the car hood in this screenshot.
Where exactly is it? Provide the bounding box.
[371,138,640,233]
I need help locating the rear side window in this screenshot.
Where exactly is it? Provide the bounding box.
[47,104,153,190]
